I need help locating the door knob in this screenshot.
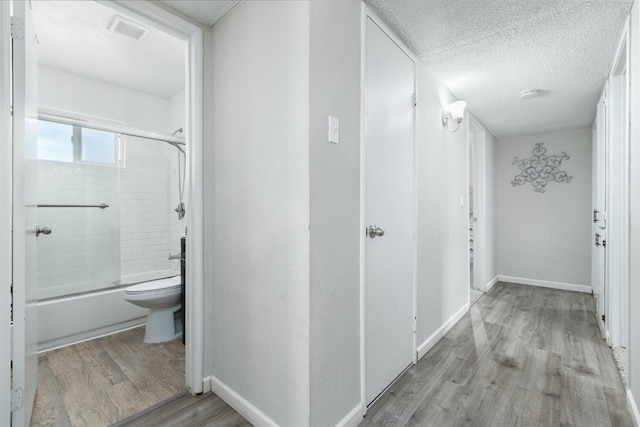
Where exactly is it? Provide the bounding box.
[35,225,52,237]
[368,225,385,239]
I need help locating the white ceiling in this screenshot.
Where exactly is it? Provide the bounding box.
[33,1,634,137]
[366,0,634,138]
[32,1,185,99]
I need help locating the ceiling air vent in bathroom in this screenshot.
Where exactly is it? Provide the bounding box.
[108,16,150,42]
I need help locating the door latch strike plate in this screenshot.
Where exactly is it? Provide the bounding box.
[11,388,23,412]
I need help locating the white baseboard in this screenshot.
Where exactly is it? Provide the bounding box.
[335,403,364,427]
[207,375,279,427]
[417,302,470,360]
[202,375,212,393]
[206,374,364,427]
[628,389,640,426]
[498,275,592,294]
[484,276,499,292]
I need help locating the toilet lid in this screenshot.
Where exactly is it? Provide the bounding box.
[125,276,181,293]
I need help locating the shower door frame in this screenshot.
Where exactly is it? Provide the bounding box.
[97,1,206,394]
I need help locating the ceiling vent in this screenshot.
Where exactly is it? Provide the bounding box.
[108,16,150,42]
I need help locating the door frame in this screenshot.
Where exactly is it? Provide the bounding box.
[468,116,487,291]
[1,3,205,416]
[359,5,418,411]
[1,1,12,423]
[607,20,630,348]
[103,0,205,393]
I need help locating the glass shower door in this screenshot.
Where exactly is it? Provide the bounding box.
[36,120,121,299]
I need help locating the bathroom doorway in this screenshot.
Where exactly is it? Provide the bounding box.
[21,1,204,425]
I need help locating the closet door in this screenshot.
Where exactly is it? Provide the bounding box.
[364,17,415,405]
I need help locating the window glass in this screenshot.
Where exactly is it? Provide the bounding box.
[37,120,74,162]
[81,127,116,164]
[37,119,117,165]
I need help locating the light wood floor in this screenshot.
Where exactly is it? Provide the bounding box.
[112,392,251,427]
[31,326,186,426]
[361,282,634,426]
[31,283,633,426]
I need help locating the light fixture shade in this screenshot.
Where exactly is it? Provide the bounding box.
[447,101,467,123]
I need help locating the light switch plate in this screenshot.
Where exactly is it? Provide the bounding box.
[328,115,339,144]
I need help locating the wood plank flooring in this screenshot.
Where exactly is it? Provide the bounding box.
[361,282,634,426]
[31,326,187,426]
[30,283,633,426]
[112,392,252,427]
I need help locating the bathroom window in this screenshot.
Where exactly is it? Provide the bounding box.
[37,119,118,165]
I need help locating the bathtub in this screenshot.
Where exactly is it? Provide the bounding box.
[38,269,179,352]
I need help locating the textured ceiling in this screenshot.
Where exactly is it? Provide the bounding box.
[366,0,633,138]
[160,1,240,27]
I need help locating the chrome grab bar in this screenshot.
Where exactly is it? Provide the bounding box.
[37,203,109,209]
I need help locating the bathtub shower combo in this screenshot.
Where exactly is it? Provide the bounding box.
[36,115,187,349]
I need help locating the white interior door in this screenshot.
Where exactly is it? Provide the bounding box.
[1,2,13,424]
[594,89,608,338]
[11,1,39,425]
[365,17,415,406]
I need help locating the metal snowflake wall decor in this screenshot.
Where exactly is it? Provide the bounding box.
[511,142,572,193]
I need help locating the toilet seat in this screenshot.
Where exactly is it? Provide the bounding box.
[125,276,181,294]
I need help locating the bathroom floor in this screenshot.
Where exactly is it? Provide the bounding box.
[30,326,185,427]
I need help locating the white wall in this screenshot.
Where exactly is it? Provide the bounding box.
[206,2,311,426]
[415,65,470,350]
[203,3,486,425]
[496,128,592,287]
[39,66,172,132]
[308,0,361,425]
[628,0,640,416]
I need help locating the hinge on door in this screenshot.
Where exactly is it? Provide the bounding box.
[10,16,24,40]
[602,239,607,248]
[411,93,417,107]
[602,314,606,322]
[413,317,417,333]
[10,388,23,412]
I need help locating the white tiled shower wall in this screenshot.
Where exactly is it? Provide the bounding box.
[38,66,185,295]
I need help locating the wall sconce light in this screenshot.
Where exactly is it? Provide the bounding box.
[441,101,467,133]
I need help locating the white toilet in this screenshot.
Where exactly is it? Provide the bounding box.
[124,275,182,343]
